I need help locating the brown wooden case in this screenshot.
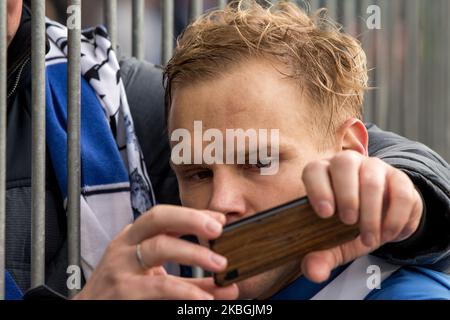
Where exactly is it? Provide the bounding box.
[209,197,360,287]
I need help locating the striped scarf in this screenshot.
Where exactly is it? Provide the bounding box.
[45,19,155,278]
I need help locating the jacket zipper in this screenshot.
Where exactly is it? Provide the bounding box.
[7,55,31,100]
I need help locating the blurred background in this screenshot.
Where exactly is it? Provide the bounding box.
[43,0,450,161]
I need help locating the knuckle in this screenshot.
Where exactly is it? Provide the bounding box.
[394,188,414,203]
[385,219,403,235]
[339,197,358,212]
[152,277,172,296]
[360,218,379,233]
[149,235,166,255]
[366,156,385,168]
[333,151,359,168]
[104,267,127,289]
[332,247,345,267]
[302,161,330,189]
[401,223,419,238]
[360,171,383,190]
[303,161,324,178]
[149,205,163,221]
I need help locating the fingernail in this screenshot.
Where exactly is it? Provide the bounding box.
[206,220,222,234]
[211,253,227,267]
[342,209,357,225]
[363,232,376,247]
[317,201,334,218]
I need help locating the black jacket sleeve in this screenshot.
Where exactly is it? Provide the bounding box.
[120,57,450,274]
[367,124,450,273]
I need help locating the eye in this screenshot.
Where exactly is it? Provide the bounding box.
[184,169,213,181]
[242,158,272,170]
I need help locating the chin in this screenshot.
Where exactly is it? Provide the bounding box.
[237,260,300,300]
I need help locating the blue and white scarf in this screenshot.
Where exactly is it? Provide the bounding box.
[45,20,156,278]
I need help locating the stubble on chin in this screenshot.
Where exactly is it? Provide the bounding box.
[237,259,301,300]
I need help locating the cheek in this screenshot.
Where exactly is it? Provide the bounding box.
[178,181,212,209]
[254,163,307,205]
[7,0,22,44]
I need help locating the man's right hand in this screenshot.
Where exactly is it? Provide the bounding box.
[73,205,238,300]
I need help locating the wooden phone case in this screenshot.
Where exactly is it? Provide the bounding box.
[209,197,360,287]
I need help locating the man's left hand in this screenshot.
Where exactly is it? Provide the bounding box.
[301,150,423,283]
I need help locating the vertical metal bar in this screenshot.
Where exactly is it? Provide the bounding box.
[162,0,174,65]
[361,0,375,123]
[403,0,419,141]
[435,0,448,157]
[189,0,203,22]
[132,0,145,60]
[326,0,339,20]
[447,0,450,161]
[0,0,7,301]
[386,0,402,133]
[343,0,357,35]
[31,0,46,290]
[218,0,228,9]
[374,0,389,130]
[104,0,118,51]
[192,266,204,279]
[67,0,81,298]
[310,0,320,14]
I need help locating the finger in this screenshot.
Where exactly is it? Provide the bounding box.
[301,236,371,283]
[329,151,363,225]
[359,158,386,247]
[134,275,215,300]
[184,278,239,300]
[393,189,423,242]
[203,210,227,225]
[302,160,335,218]
[167,210,226,238]
[127,205,224,244]
[382,170,415,243]
[139,235,228,273]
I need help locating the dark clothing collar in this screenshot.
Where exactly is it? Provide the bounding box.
[7,4,31,76]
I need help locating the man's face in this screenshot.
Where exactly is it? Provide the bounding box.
[169,59,337,299]
[7,0,23,47]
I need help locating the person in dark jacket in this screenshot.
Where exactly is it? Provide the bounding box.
[160,1,450,300]
[5,0,450,299]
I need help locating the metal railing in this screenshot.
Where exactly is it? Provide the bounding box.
[0,0,449,300]
[0,0,7,301]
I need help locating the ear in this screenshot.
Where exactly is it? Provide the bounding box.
[336,118,368,156]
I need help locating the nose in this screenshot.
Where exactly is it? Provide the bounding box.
[208,168,248,225]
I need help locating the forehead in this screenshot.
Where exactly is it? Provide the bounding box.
[168,59,310,135]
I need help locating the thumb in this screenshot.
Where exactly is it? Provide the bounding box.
[301,236,372,283]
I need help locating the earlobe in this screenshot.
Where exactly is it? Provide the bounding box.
[338,119,369,156]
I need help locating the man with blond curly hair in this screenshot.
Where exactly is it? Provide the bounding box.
[6,0,450,300]
[161,1,450,299]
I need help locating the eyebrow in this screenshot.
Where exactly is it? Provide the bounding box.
[169,141,295,168]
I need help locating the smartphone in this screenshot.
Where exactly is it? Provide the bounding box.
[209,197,360,287]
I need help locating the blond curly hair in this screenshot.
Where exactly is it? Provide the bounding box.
[164,0,368,140]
